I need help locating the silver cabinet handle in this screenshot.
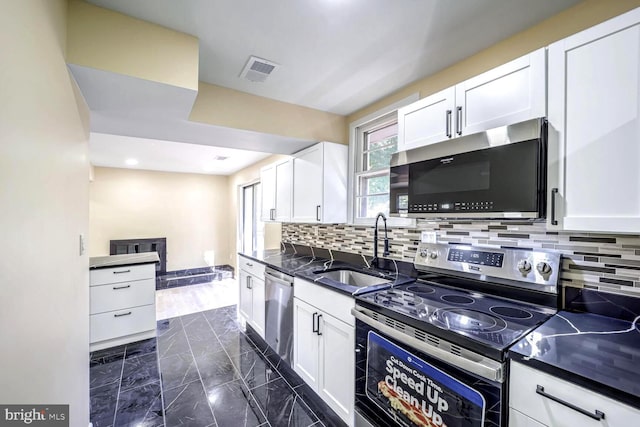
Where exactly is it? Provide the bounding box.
[112,285,131,290]
[246,262,253,267]
[536,385,605,420]
[114,311,132,317]
[113,269,131,274]
[316,205,321,222]
[445,109,452,138]
[246,276,252,289]
[456,106,463,135]
[317,314,323,336]
[270,208,276,220]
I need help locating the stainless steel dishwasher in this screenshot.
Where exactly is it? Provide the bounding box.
[264,267,294,365]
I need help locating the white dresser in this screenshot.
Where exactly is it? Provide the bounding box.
[89,253,158,351]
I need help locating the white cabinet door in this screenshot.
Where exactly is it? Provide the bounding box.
[293,297,320,389]
[292,144,323,222]
[238,270,252,322]
[547,8,640,233]
[260,164,276,221]
[508,408,546,427]
[397,87,455,151]
[318,313,355,425]
[456,48,546,136]
[250,276,265,338]
[274,159,292,222]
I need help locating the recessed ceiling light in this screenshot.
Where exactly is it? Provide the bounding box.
[212,155,228,161]
[125,158,139,166]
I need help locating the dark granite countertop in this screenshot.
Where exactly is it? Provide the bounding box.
[90,252,160,269]
[239,249,414,296]
[509,310,640,410]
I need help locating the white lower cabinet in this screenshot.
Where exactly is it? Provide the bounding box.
[509,361,640,427]
[238,256,266,338]
[293,278,355,426]
[89,263,157,351]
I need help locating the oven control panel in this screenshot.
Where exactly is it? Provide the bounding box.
[414,242,561,294]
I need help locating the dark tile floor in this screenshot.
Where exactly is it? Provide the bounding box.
[90,305,347,427]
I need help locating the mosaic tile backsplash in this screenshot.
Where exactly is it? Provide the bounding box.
[282,220,640,298]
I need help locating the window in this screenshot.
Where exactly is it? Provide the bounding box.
[354,115,398,219]
[348,94,418,225]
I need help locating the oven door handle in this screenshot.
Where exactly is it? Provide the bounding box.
[351,307,504,383]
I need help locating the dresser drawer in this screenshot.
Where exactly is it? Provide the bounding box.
[90,278,155,314]
[509,361,640,427]
[238,256,265,278]
[90,304,156,344]
[90,263,155,286]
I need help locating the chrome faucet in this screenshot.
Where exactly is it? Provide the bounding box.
[373,212,390,268]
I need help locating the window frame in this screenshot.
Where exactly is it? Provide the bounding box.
[347,94,419,226]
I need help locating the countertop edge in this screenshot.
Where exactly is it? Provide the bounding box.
[508,351,640,411]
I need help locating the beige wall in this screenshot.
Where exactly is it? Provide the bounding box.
[227,155,289,268]
[190,82,348,144]
[347,0,640,129]
[67,0,198,90]
[90,167,230,271]
[0,0,90,423]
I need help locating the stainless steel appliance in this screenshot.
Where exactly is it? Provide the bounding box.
[353,242,561,427]
[264,267,294,365]
[390,118,547,219]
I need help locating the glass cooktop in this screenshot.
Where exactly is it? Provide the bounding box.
[356,279,556,355]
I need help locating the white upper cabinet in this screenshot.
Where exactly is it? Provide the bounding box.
[397,87,455,151]
[397,48,546,151]
[260,157,292,222]
[291,142,348,224]
[260,163,275,221]
[456,48,546,135]
[547,7,640,233]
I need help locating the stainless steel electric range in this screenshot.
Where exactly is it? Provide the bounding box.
[353,242,561,427]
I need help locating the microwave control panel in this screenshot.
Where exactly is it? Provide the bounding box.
[410,201,495,212]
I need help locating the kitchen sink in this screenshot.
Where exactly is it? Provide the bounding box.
[314,269,389,288]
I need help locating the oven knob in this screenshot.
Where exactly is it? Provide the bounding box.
[517,259,532,273]
[537,262,552,275]
[429,251,438,259]
[419,249,429,258]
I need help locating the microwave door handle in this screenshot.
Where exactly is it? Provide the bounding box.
[446,110,452,138]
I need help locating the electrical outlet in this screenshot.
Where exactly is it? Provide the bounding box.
[421,231,437,243]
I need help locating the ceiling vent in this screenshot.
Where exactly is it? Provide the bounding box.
[212,155,228,161]
[240,56,279,82]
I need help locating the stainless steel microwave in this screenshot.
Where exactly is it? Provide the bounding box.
[389,117,547,219]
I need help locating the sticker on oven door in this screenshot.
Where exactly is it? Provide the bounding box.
[365,331,485,427]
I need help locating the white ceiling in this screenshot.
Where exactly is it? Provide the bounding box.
[79,0,582,175]
[90,133,271,175]
[87,0,581,115]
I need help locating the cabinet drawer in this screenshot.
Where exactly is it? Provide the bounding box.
[238,256,265,278]
[90,278,156,314]
[90,304,156,344]
[90,263,155,286]
[294,278,355,326]
[509,361,640,426]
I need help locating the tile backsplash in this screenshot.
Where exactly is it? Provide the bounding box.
[282,220,640,298]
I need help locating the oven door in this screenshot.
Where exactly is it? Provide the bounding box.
[353,313,505,427]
